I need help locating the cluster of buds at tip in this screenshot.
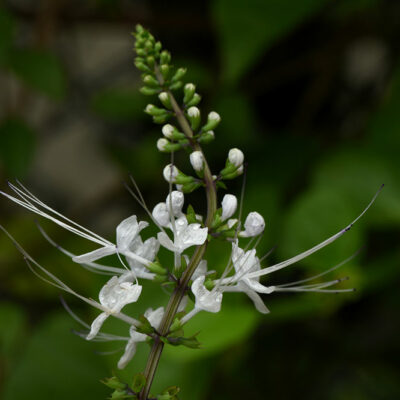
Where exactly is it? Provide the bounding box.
[219,148,245,180]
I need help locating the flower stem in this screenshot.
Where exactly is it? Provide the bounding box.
[139,70,217,399]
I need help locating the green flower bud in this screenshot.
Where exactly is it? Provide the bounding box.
[156,138,182,152]
[143,74,159,87]
[187,106,201,130]
[154,41,162,53]
[185,93,201,107]
[160,50,171,65]
[171,67,187,83]
[134,61,150,72]
[136,48,146,57]
[153,114,170,124]
[145,104,167,116]
[140,86,160,95]
[101,377,126,390]
[160,64,171,80]
[146,55,155,68]
[169,81,183,91]
[198,130,214,144]
[201,111,221,132]
[183,83,196,104]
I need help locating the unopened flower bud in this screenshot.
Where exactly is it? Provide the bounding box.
[240,212,265,237]
[171,67,187,83]
[221,194,238,221]
[162,124,174,139]
[145,104,166,116]
[198,130,214,144]
[187,106,201,130]
[186,93,201,107]
[165,190,184,217]
[227,218,238,229]
[158,92,171,109]
[189,151,204,172]
[163,164,179,183]
[152,203,170,227]
[228,148,244,167]
[157,138,169,152]
[202,111,221,132]
[183,83,196,104]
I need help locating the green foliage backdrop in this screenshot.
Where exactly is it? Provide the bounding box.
[0,0,399,399]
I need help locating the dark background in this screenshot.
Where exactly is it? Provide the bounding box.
[0,0,399,399]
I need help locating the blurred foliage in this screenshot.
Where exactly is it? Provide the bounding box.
[0,0,399,399]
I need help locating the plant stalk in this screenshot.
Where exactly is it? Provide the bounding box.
[139,70,217,399]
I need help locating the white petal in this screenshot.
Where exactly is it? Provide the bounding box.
[145,307,164,329]
[87,312,108,340]
[118,339,138,369]
[192,276,222,313]
[192,260,208,281]
[176,223,208,252]
[241,286,270,314]
[165,191,184,217]
[157,231,177,252]
[73,245,116,264]
[152,203,171,227]
[116,215,148,251]
[242,278,275,294]
[240,212,265,237]
[99,275,142,311]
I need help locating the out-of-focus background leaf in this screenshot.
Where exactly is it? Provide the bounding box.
[0,0,399,399]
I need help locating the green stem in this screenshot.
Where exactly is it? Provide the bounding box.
[139,70,217,399]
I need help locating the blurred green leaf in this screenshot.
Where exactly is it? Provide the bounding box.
[164,305,259,361]
[0,118,36,177]
[2,313,109,400]
[92,88,147,121]
[0,8,15,64]
[213,0,331,84]
[278,185,363,269]
[312,150,400,227]
[9,48,66,99]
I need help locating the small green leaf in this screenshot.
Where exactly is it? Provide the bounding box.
[9,48,66,99]
[101,376,126,390]
[132,373,146,393]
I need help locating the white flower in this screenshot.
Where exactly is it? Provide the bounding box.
[221,194,237,221]
[72,215,151,265]
[152,202,171,227]
[163,164,179,183]
[87,274,142,340]
[118,307,164,369]
[158,92,169,102]
[157,138,169,151]
[162,124,175,139]
[228,148,244,167]
[165,190,184,217]
[190,151,204,172]
[126,234,159,278]
[157,216,208,254]
[240,212,265,237]
[192,275,222,313]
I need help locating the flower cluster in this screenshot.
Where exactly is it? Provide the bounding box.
[0,24,382,399]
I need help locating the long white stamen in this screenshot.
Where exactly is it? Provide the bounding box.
[10,182,112,246]
[0,225,139,327]
[276,250,360,288]
[247,186,383,279]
